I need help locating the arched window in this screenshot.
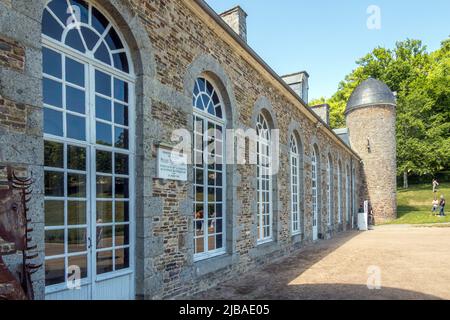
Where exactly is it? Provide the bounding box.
[256,113,272,243]
[42,0,134,298]
[346,165,350,223]
[327,155,332,227]
[337,162,342,224]
[311,147,319,240]
[193,77,226,260]
[290,134,301,234]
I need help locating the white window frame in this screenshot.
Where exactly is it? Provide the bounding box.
[338,163,342,224]
[311,148,319,233]
[256,113,273,245]
[192,77,227,262]
[290,135,301,235]
[346,165,350,223]
[42,2,136,294]
[327,157,332,227]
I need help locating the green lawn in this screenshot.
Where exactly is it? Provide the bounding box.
[387,182,450,225]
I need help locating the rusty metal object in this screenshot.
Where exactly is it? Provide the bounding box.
[0,166,41,300]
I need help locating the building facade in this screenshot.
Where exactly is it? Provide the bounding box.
[0,0,395,300]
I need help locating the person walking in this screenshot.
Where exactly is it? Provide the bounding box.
[439,195,446,217]
[433,179,440,195]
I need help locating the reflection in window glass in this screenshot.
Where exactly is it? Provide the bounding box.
[43,78,62,108]
[43,47,62,78]
[44,141,64,168]
[67,145,86,171]
[66,58,85,87]
[66,114,86,141]
[96,122,112,146]
[44,108,63,137]
[68,201,86,226]
[66,86,85,114]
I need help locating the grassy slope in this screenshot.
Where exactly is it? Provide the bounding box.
[389,182,450,225]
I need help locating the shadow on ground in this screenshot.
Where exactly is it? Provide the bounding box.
[189,229,445,300]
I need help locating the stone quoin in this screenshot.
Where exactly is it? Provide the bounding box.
[0,0,396,300]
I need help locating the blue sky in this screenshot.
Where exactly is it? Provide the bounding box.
[205,0,450,100]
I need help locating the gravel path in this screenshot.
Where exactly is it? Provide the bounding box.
[191,225,450,300]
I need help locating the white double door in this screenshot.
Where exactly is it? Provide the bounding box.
[44,48,135,300]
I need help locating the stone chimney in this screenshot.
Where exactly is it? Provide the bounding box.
[220,6,248,42]
[311,104,330,126]
[281,71,309,103]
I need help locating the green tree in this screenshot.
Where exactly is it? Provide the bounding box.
[311,38,450,188]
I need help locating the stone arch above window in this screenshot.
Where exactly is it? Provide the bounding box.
[184,54,237,126]
[42,0,132,74]
[252,96,278,130]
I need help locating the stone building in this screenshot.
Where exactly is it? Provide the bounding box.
[0,0,396,300]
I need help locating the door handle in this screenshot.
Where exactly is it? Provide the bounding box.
[88,237,92,249]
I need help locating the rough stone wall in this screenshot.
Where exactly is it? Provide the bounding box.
[0,0,365,300]
[0,0,45,299]
[346,105,397,223]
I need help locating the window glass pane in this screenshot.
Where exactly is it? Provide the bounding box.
[114,103,128,126]
[113,53,129,73]
[68,255,87,280]
[66,114,86,141]
[45,229,65,257]
[96,176,112,198]
[43,47,62,78]
[80,26,99,51]
[114,127,128,149]
[115,248,130,271]
[96,96,112,121]
[94,42,111,65]
[97,226,113,249]
[42,9,63,41]
[44,141,64,168]
[66,86,85,114]
[45,258,65,286]
[115,153,129,175]
[96,150,112,173]
[67,173,86,198]
[96,250,113,275]
[115,178,129,199]
[96,122,112,146]
[68,201,86,225]
[92,7,109,34]
[114,79,128,102]
[67,145,86,171]
[115,202,129,223]
[45,171,64,197]
[96,201,113,223]
[115,225,129,246]
[105,28,123,51]
[68,228,86,253]
[43,109,63,135]
[65,58,85,87]
[65,29,86,53]
[43,78,62,108]
[48,0,69,23]
[95,70,111,96]
[45,200,64,227]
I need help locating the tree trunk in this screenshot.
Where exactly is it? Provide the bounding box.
[403,171,409,189]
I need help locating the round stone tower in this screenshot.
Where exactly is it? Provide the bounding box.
[345,78,397,223]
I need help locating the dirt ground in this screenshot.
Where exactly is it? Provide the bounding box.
[191,225,450,300]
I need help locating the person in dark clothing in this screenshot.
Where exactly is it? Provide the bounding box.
[439,195,446,217]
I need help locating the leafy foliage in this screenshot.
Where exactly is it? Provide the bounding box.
[312,38,450,178]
